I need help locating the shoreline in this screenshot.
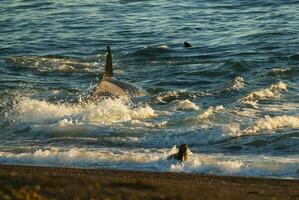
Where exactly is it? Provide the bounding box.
[0,164,299,199]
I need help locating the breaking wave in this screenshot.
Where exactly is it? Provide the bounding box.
[243,115,299,135]
[0,146,298,178]
[240,81,288,107]
[8,97,157,126]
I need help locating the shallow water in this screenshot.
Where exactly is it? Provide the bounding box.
[1,0,299,179]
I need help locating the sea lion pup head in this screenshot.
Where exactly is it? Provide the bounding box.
[178,144,189,161]
[168,144,190,161]
[184,41,192,48]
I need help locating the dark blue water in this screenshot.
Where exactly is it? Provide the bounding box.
[1,0,299,178]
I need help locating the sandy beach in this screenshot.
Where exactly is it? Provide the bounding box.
[0,164,299,200]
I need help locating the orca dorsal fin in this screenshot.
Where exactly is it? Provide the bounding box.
[104,45,113,78]
[184,41,192,48]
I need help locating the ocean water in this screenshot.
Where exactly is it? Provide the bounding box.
[1,0,299,179]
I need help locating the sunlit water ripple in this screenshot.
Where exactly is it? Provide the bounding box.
[1,0,299,179]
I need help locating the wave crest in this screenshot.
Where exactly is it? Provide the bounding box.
[6,55,99,73]
[243,115,299,135]
[240,81,287,107]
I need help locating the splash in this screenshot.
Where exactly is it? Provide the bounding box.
[170,157,245,174]
[9,97,157,126]
[169,153,299,177]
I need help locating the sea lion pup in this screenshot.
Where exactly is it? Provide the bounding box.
[184,41,192,48]
[92,46,146,98]
[167,144,190,161]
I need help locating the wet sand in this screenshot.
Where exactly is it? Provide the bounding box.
[0,164,299,200]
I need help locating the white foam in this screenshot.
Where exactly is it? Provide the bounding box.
[12,97,299,147]
[240,81,288,107]
[58,64,76,72]
[155,90,213,104]
[51,90,61,95]
[10,97,157,126]
[169,153,299,177]
[170,157,245,174]
[197,105,225,121]
[9,55,99,73]
[0,147,166,168]
[1,147,298,178]
[243,115,299,135]
[131,120,167,128]
[155,91,179,103]
[271,67,290,74]
[112,124,241,146]
[170,99,200,111]
[229,76,246,91]
[13,98,82,124]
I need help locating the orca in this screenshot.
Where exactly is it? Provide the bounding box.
[92,46,146,98]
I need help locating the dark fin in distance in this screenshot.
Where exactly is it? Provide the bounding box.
[104,46,113,78]
[184,41,192,48]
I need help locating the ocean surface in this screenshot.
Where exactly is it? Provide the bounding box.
[1,0,299,179]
